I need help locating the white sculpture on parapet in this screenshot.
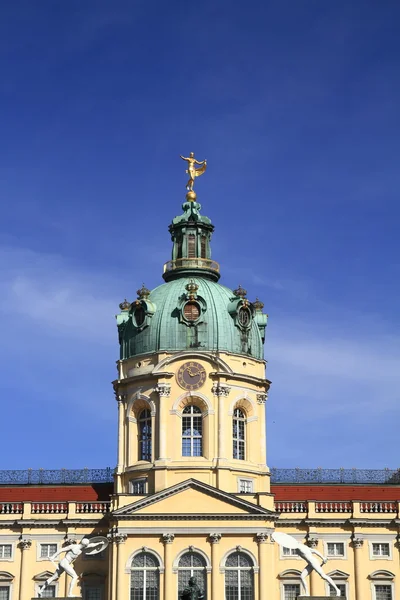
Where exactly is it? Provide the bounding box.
[272,532,341,597]
[38,536,109,598]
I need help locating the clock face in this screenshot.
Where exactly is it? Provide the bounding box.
[177,361,206,391]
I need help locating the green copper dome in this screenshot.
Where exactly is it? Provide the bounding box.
[116,195,268,360]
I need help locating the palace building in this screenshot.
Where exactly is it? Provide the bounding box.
[0,173,400,600]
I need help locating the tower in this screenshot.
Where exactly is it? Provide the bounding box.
[109,158,275,600]
[114,180,271,498]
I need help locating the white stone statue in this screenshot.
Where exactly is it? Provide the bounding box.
[38,536,108,597]
[272,532,341,597]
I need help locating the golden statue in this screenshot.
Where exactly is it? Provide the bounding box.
[180,152,207,193]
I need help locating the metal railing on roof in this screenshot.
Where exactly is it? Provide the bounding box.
[270,467,400,484]
[0,468,114,485]
[1,467,399,486]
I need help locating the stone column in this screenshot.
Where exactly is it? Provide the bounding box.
[209,533,221,600]
[256,533,268,600]
[162,534,175,600]
[212,384,230,461]
[115,533,127,600]
[353,537,364,600]
[155,385,171,459]
[307,536,319,595]
[18,539,31,600]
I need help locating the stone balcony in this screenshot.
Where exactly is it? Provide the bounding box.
[0,501,111,521]
[275,500,400,520]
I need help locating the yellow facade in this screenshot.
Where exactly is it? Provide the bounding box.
[1,346,399,599]
[0,190,398,600]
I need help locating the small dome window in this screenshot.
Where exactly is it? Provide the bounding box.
[133,306,146,327]
[183,301,200,322]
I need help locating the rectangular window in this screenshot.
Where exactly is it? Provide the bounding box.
[0,545,12,559]
[40,585,56,597]
[0,587,9,600]
[40,544,57,558]
[372,543,390,557]
[329,583,346,596]
[238,479,253,493]
[282,547,298,557]
[375,585,393,600]
[187,234,196,258]
[284,583,300,599]
[130,478,147,495]
[200,236,206,258]
[327,542,345,557]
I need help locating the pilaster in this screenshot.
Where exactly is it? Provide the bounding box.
[162,533,175,600]
[18,538,31,600]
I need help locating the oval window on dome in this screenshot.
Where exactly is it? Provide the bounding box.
[238,307,251,328]
[183,302,200,322]
[133,306,146,327]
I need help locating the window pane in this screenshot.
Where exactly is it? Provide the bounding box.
[177,552,207,600]
[225,570,239,600]
[188,235,196,258]
[41,544,57,558]
[84,587,102,600]
[329,584,346,597]
[131,552,159,600]
[373,543,390,556]
[327,543,344,556]
[40,585,56,598]
[284,584,300,600]
[200,237,206,258]
[182,405,202,457]
[375,585,392,600]
[0,589,9,600]
[0,545,11,559]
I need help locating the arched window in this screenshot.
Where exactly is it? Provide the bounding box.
[131,552,160,600]
[139,409,152,461]
[233,408,246,460]
[177,551,207,599]
[225,551,254,600]
[182,405,202,457]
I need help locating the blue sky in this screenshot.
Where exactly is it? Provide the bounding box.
[1,1,399,471]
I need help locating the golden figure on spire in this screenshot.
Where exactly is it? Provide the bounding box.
[180,152,207,196]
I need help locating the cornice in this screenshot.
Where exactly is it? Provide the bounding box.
[277,516,397,528]
[111,513,278,521]
[210,371,271,388]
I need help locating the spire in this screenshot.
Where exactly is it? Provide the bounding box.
[163,154,220,282]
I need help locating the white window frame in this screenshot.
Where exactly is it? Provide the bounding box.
[324,541,346,559]
[280,546,300,560]
[37,542,60,562]
[237,478,254,493]
[371,581,394,600]
[0,544,14,562]
[34,582,58,597]
[370,542,392,560]
[129,477,148,495]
